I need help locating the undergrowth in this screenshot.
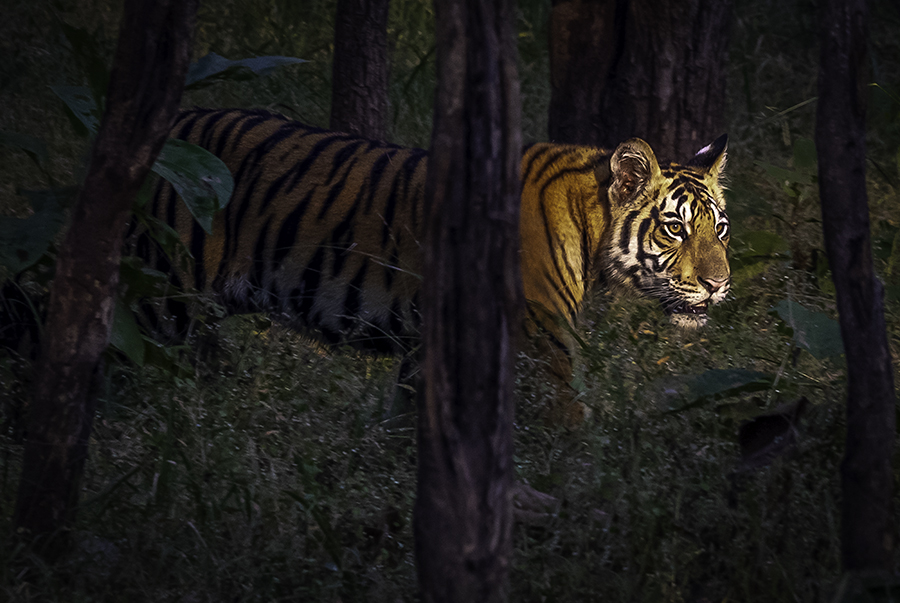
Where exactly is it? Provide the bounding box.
[2,0,900,601]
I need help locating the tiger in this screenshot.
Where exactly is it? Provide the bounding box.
[139,107,730,420]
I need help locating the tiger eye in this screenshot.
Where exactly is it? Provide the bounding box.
[666,222,684,236]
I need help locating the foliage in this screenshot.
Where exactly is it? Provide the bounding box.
[149,139,234,234]
[0,188,71,275]
[771,299,843,360]
[1,0,900,601]
[185,52,306,90]
[0,20,305,366]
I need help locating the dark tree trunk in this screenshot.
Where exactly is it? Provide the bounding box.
[547,0,618,146]
[330,0,390,139]
[548,0,732,162]
[816,0,895,574]
[13,0,197,556]
[415,0,522,599]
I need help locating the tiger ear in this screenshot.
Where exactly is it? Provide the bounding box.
[609,138,661,207]
[687,134,728,181]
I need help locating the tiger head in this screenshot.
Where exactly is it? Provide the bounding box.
[605,135,730,328]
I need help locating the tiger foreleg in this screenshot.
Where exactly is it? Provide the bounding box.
[524,309,593,429]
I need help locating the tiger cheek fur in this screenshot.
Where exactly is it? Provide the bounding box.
[141,108,729,427]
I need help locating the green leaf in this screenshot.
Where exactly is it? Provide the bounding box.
[732,230,789,258]
[0,131,48,168]
[716,399,768,422]
[50,85,101,135]
[119,257,171,304]
[136,213,193,274]
[686,369,772,402]
[756,161,811,186]
[0,188,74,274]
[729,230,790,280]
[771,299,844,359]
[730,261,770,284]
[110,298,145,366]
[151,139,234,234]
[185,52,306,90]
[792,137,817,172]
[666,369,773,413]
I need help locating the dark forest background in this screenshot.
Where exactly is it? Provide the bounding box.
[1,0,899,600]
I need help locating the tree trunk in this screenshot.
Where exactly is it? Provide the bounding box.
[330,0,390,139]
[13,0,197,557]
[547,0,618,146]
[816,0,895,574]
[415,0,522,599]
[548,0,732,163]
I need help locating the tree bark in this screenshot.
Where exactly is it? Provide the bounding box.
[330,0,390,139]
[415,0,522,599]
[547,0,618,146]
[548,0,732,163]
[816,0,895,574]
[13,0,197,556]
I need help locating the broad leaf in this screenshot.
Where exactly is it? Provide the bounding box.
[0,188,74,274]
[0,131,48,168]
[185,52,306,89]
[732,230,789,259]
[771,299,844,359]
[119,257,171,304]
[137,214,193,275]
[755,161,811,186]
[686,369,773,402]
[50,85,101,135]
[151,139,234,234]
[665,369,773,413]
[729,230,790,281]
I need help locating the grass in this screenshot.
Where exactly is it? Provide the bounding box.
[2,0,900,600]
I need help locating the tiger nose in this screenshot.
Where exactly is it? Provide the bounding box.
[698,276,728,294]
